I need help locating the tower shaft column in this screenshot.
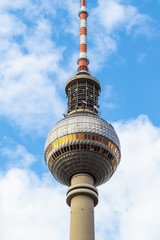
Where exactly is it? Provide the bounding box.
[66,173,98,240]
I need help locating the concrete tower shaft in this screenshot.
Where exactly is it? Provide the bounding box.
[66,173,98,240]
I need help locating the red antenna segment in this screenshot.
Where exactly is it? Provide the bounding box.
[78,0,89,73]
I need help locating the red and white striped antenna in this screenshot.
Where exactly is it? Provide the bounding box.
[77,0,89,73]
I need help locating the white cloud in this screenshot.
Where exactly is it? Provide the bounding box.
[0,168,69,240]
[92,0,151,34]
[59,0,79,36]
[0,41,66,133]
[96,115,160,240]
[88,35,117,72]
[0,140,37,168]
[0,0,28,10]
[0,1,69,134]
[0,13,26,37]
[88,0,152,72]
[0,115,160,239]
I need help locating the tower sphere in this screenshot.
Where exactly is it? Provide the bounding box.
[44,101,121,187]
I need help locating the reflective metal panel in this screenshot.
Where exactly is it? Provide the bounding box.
[45,113,120,151]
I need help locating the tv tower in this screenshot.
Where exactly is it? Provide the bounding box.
[44,1,121,239]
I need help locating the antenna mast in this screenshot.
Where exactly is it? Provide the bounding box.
[78,0,89,73]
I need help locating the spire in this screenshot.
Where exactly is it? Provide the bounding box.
[77,0,89,73]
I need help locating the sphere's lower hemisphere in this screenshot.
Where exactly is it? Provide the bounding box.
[49,151,114,186]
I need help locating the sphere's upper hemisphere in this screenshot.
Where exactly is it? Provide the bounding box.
[45,113,120,149]
[44,113,121,186]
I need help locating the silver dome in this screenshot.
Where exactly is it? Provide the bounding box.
[45,113,120,150]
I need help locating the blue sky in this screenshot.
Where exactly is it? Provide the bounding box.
[0,0,160,239]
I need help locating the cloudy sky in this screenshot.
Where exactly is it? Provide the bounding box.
[0,0,160,239]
